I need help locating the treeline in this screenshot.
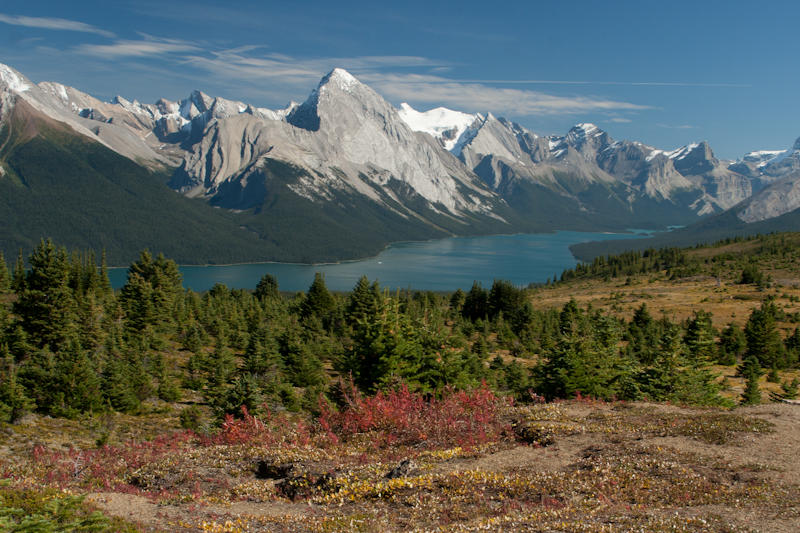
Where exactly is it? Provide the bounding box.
[0,240,797,423]
[558,232,800,285]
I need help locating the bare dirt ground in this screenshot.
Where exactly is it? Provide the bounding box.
[48,401,798,532]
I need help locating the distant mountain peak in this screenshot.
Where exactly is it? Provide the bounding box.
[322,68,360,91]
[0,62,31,93]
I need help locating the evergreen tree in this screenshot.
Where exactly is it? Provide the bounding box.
[627,303,658,364]
[684,310,716,363]
[99,250,113,297]
[301,273,336,325]
[449,288,465,314]
[462,282,489,321]
[102,356,140,412]
[783,327,800,368]
[0,251,10,293]
[12,249,25,294]
[279,325,325,388]
[13,240,77,349]
[739,355,763,405]
[744,301,786,368]
[717,323,745,365]
[488,279,525,321]
[345,276,380,327]
[254,273,280,301]
[342,293,425,392]
[120,251,183,332]
[0,344,34,422]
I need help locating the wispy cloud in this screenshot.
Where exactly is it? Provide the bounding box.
[608,117,632,123]
[657,123,695,129]
[0,13,115,38]
[178,48,650,116]
[75,36,200,58]
[446,79,751,88]
[362,73,651,116]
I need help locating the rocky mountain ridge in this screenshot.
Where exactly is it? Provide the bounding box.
[2,60,799,262]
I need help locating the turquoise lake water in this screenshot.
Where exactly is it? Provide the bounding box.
[107,230,649,293]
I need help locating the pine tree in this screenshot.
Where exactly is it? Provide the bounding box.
[739,355,763,405]
[744,301,786,368]
[254,273,280,301]
[120,251,183,332]
[99,250,113,297]
[449,288,465,314]
[684,310,716,363]
[345,276,380,327]
[12,249,25,294]
[301,273,336,325]
[488,279,525,321]
[13,240,77,349]
[717,323,745,365]
[279,324,324,388]
[102,355,140,412]
[0,344,34,422]
[462,282,489,321]
[0,251,10,293]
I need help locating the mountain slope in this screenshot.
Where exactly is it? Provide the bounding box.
[2,60,799,265]
[0,98,291,265]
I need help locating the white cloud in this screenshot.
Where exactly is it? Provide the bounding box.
[608,117,632,123]
[179,49,649,116]
[657,123,695,129]
[361,73,651,116]
[0,13,115,38]
[75,37,200,58]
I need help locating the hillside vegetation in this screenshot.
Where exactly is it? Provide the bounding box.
[0,233,799,531]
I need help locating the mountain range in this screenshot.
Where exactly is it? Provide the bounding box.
[1,61,798,265]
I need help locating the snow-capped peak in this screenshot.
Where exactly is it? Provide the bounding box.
[397,103,482,152]
[742,149,786,168]
[573,123,599,136]
[665,142,699,160]
[322,68,360,92]
[0,63,31,92]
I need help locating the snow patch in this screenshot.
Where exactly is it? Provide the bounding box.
[666,143,699,160]
[398,102,482,153]
[0,64,30,92]
[327,68,359,92]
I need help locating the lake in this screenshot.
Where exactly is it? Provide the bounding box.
[107,230,649,293]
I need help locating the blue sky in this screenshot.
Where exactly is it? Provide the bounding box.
[1,0,797,159]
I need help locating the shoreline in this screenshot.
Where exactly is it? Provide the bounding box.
[106,228,655,270]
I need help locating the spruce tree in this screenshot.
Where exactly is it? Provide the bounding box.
[301,273,336,325]
[744,301,786,368]
[717,323,745,365]
[0,344,34,422]
[346,276,380,327]
[254,273,280,301]
[12,249,25,294]
[13,240,78,349]
[739,355,763,405]
[462,282,489,321]
[684,310,716,363]
[0,251,10,293]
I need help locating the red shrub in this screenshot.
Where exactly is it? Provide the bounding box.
[318,379,509,448]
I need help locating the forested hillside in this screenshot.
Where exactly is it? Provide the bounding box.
[2,235,799,425]
[2,236,800,531]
